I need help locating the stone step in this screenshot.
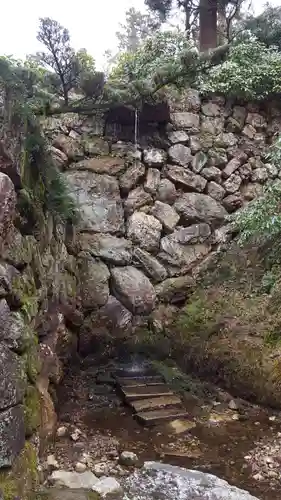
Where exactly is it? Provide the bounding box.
[135,408,189,425]
[130,395,182,413]
[115,375,164,387]
[121,384,174,401]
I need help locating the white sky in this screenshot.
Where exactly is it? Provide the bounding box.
[1,0,280,69]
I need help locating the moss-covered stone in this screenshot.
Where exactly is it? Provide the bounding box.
[0,441,38,500]
[24,385,40,437]
[11,265,38,320]
[24,343,41,384]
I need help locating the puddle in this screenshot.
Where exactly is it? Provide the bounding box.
[45,361,281,500]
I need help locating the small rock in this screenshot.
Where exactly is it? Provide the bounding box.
[93,462,110,477]
[47,454,59,470]
[119,451,139,467]
[71,428,82,441]
[80,452,92,466]
[269,415,276,422]
[228,399,239,411]
[56,426,68,438]
[75,461,87,473]
[50,470,98,489]
[92,477,123,496]
[168,419,196,434]
[253,473,264,481]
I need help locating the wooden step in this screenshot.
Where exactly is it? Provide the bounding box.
[135,408,189,425]
[121,384,174,401]
[115,376,164,387]
[130,395,182,413]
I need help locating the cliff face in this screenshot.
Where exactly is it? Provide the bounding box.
[0,89,281,497]
[0,138,79,497]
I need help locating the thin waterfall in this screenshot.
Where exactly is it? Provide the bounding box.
[134,108,139,161]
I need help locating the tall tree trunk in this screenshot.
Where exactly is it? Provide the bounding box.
[199,0,218,51]
[217,1,228,45]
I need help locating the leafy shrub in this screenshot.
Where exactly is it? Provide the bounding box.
[234,136,281,243]
[198,39,281,99]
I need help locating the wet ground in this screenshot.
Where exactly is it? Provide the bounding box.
[44,358,281,500]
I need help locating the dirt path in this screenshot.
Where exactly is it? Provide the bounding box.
[41,359,281,500]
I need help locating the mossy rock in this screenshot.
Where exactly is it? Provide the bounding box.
[24,343,41,384]
[2,229,35,269]
[0,441,38,500]
[10,312,37,355]
[11,266,39,320]
[24,385,40,437]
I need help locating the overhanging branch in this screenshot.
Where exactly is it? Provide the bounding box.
[36,43,231,117]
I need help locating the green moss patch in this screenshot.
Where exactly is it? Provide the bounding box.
[24,385,41,437]
[0,441,38,500]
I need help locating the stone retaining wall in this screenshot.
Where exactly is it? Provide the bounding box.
[47,90,281,347]
[0,149,79,496]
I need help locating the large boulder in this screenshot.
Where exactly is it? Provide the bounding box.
[0,405,25,468]
[0,309,33,353]
[0,142,21,187]
[119,162,146,192]
[78,253,110,308]
[144,168,161,195]
[133,248,167,283]
[151,201,180,232]
[111,266,156,315]
[0,343,26,410]
[156,179,177,205]
[0,173,16,248]
[159,231,210,274]
[143,148,167,167]
[174,193,227,227]
[69,157,125,175]
[80,233,132,265]
[65,171,124,234]
[127,212,162,253]
[99,296,133,335]
[168,144,192,167]
[123,462,258,500]
[171,112,200,131]
[155,275,195,303]
[53,134,84,161]
[125,187,153,214]
[165,165,207,192]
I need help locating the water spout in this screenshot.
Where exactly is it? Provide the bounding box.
[134,107,139,161]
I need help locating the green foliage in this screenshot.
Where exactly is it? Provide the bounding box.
[0,56,79,224]
[234,136,281,243]
[107,30,195,103]
[116,7,161,53]
[22,115,79,224]
[35,17,100,105]
[145,0,173,21]
[198,38,281,99]
[242,4,281,51]
[176,296,218,337]
[260,266,280,294]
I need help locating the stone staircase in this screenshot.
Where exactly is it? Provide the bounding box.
[111,364,189,426]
